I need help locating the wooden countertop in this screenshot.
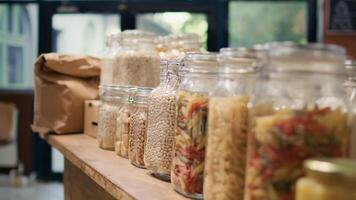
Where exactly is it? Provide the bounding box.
[43,133,187,200]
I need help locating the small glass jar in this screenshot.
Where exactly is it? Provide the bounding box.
[115,86,135,156]
[171,52,218,199]
[296,158,356,200]
[145,60,180,181]
[113,30,160,87]
[101,33,121,85]
[204,48,264,200]
[97,85,123,150]
[128,87,153,168]
[244,43,350,200]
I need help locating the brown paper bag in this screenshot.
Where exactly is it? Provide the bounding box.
[32,53,101,134]
[0,102,18,144]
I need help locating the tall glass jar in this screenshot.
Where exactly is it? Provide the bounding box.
[101,33,120,85]
[244,43,350,200]
[171,52,218,199]
[128,87,153,168]
[113,30,160,87]
[116,87,136,158]
[97,85,123,150]
[145,60,180,181]
[204,48,264,200]
[115,86,135,156]
[296,158,356,200]
[344,60,356,158]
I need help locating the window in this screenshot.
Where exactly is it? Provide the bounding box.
[229,1,307,47]
[137,12,208,49]
[0,4,38,89]
[52,14,121,56]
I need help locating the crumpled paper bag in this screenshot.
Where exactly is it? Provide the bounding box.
[32,53,101,134]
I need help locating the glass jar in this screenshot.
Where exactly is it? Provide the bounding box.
[128,87,153,168]
[115,86,135,156]
[244,43,350,200]
[204,48,264,200]
[145,60,180,181]
[113,30,160,87]
[344,60,356,158]
[171,52,218,199]
[116,87,136,158]
[101,33,120,85]
[97,85,123,150]
[158,34,201,61]
[296,158,356,200]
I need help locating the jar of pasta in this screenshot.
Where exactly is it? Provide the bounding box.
[128,87,153,168]
[112,30,160,87]
[115,86,135,157]
[204,48,265,200]
[116,87,136,158]
[296,158,356,200]
[244,43,350,200]
[171,52,218,199]
[145,60,180,181]
[97,85,124,150]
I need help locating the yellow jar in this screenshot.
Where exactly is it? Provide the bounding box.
[296,158,356,200]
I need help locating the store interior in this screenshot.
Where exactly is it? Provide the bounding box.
[0,0,355,200]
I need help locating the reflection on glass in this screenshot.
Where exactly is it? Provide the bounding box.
[137,12,208,48]
[8,46,23,84]
[53,14,120,56]
[229,2,307,47]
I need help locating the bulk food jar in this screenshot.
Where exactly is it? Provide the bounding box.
[296,158,356,200]
[101,33,120,85]
[112,30,160,87]
[116,87,136,158]
[204,48,264,200]
[244,43,350,200]
[128,87,153,168]
[97,85,124,150]
[115,86,135,156]
[157,34,201,60]
[145,60,180,181]
[171,52,218,199]
[344,60,356,157]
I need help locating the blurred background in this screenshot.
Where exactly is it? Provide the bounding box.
[0,0,355,199]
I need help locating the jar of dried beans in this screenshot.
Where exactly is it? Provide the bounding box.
[113,30,160,87]
[128,87,153,168]
[145,60,180,181]
[204,48,265,200]
[115,86,135,157]
[171,52,218,199]
[97,85,124,150]
[244,43,351,200]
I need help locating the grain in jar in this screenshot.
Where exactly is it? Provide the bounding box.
[145,60,180,181]
[113,30,160,87]
[171,52,218,199]
[204,48,264,200]
[97,85,123,150]
[128,87,153,168]
[244,43,350,200]
[101,33,120,85]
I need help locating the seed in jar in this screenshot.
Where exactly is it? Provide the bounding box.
[97,103,120,150]
[145,92,177,177]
